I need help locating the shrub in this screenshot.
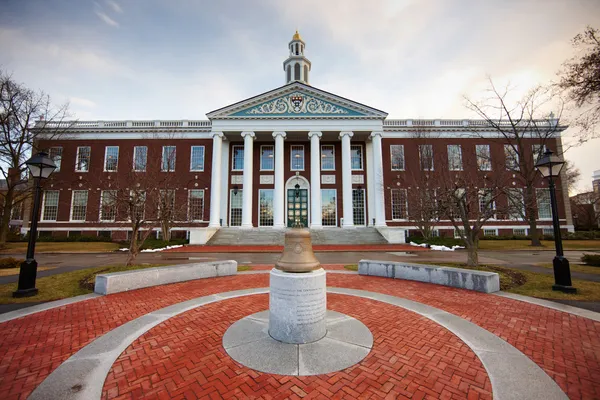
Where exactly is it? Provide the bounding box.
[0,257,24,269]
[581,254,600,267]
[19,234,113,243]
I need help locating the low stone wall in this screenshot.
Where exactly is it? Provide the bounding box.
[94,260,237,295]
[358,260,500,293]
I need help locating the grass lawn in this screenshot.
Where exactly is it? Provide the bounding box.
[344,264,358,271]
[478,240,600,251]
[0,242,120,254]
[0,266,56,277]
[535,262,600,275]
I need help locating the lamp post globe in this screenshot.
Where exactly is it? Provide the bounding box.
[534,149,576,293]
[13,151,56,298]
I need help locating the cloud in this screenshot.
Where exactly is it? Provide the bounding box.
[69,97,96,108]
[94,2,119,26]
[106,0,123,14]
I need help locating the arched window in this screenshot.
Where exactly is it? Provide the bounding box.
[287,65,291,82]
[295,43,299,55]
[303,65,308,83]
[294,63,300,80]
[301,45,303,54]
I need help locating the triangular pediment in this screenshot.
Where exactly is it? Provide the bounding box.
[206,82,387,119]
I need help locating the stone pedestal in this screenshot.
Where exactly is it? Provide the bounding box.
[269,268,326,344]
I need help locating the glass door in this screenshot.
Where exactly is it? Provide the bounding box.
[287,189,308,227]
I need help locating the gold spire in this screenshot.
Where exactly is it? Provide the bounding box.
[292,30,302,41]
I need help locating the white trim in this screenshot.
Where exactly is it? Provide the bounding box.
[285,175,310,227]
[75,146,91,172]
[382,131,562,138]
[99,190,116,222]
[259,145,275,171]
[69,190,88,222]
[231,145,244,171]
[290,144,305,171]
[41,190,59,221]
[133,146,147,172]
[320,144,335,171]
[390,144,405,171]
[161,145,177,172]
[190,145,205,172]
[187,189,205,222]
[350,144,364,171]
[390,188,408,221]
[103,146,119,172]
[229,188,243,227]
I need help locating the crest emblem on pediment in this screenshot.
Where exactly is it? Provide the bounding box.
[240,92,351,116]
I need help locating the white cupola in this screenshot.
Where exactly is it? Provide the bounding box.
[283,30,311,84]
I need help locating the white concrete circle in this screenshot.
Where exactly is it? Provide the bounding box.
[269,268,327,344]
[223,310,373,376]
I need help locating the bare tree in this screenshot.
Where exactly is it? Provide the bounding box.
[465,80,566,246]
[0,70,72,244]
[558,26,600,143]
[564,160,581,195]
[570,189,600,230]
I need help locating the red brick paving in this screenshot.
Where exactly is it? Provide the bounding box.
[102,294,492,400]
[165,244,428,253]
[0,270,599,399]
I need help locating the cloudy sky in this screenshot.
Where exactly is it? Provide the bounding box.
[1,0,599,192]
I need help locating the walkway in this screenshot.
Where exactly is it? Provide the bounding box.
[0,266,598,399]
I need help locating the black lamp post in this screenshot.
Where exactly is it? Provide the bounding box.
[13,151,56,298]
[534,149,576,293]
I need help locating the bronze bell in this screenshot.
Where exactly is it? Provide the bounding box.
[275,227,321,273]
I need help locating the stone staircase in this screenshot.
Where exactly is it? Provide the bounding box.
[206,227,388,246]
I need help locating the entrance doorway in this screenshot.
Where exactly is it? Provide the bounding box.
[287,188,308,227]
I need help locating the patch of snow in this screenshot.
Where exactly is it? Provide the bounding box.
[409,242,465,251]
[140,244,184,253]
[409,242,428,248]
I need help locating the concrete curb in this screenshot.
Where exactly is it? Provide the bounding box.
[0,294,101,324]
[30,287,567,400]
[494,291,600,322]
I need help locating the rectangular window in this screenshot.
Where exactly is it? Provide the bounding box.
[10,201,23,220]
[321,145,335,171]
[70,190,88,221]
[454,228,464,239]
[159,190,175,218]
[232,145,244,171]
[484,229,498,236]
[75,146,91,172]
[479,189,496,219]
[130,190,146,221]
[543,228,554,236]
[291,145,305,170]
[188,189,205,221]
[162,146,176,172]
[476,145,492,171]
[190,146,205,171]
[532,144,547,164]
[390,145,405,171]
[133,146,147,172]
[504,145,520,171]
[431,229,440,237]
[447,145,463,171]
[536,188,552,219]
[42,191,59,221]
[260,145,274,171]
[100,190,117,221]
[391,189,408,220]
[49,147,62,172]
[352,188,365,225]
[513,228,527,236]
[321,189,337,226]
[419,145,434,171]
[506,188,525,220]
[230,189,243,226]
[259,189,274,226]
[104,146,119,172]
[351,145,363,170]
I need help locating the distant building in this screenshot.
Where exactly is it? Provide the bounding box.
[27,31,572,243]
[570,170,600,230]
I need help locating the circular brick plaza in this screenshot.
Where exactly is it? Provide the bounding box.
[0,266,599,400]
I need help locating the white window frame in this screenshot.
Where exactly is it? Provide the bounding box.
[258,189,274,227]
[390,188,408,220]
[532,144,547,164]
[190,146,205,172]
[41,190,60,221]
[49,147,62,172]
[506,188,525,220]
[188,189,205,221]
[536,188,552,220]
[229,189,243,226]
[390,145,405,171]
[104,146,119,172]
[350,144,364,171]
[260,145,275,171]
[513,228,528,236]
[352,188,366,226]
[161,146,176,172]
[483,228,498,237]
[504,145,520,171]
[419,144,434,171]
[479,188,496,220]
[133,146,147,172]
[476,144,492,171]
[231,145,244,171]
[290,145,305,171]
[320,145,335,171]
[543,228,554,236]
[99,190,117,222]
[75,146,91,172]
[447,145,463,171]
[70,190,88,221]
[454,228,464,239]
[321,188,337,227]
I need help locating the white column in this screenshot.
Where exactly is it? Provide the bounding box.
[219,139,230,226]
[209,132,224,228]
[340,131,354,228]
[273,131,286,229]
[370,131,386,227]
[309,131,322,229]
[241,131,255,229]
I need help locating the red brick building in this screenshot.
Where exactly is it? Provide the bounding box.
[28,32,573,243]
